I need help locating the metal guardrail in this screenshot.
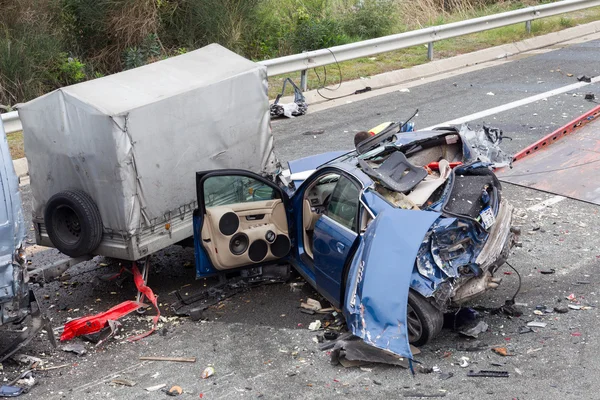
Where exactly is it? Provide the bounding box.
[2,0,599,133]
[1,111,21,135]
[258,0,600,89]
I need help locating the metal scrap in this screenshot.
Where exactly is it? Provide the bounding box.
[467,370,509,378]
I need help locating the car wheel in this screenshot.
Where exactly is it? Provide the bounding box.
[407,290,444,347]
[44,190,103,257]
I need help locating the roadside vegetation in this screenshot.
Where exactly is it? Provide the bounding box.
[1,0,600,158]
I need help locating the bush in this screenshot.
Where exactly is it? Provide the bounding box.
[0,0,65,106]
[292,17,351,52]
[342,0,398,39]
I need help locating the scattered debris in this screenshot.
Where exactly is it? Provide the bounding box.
[308,321,322,331]
[439,372,453,380]
[467,370,509,378]
[539,269,555,275]
[166,386,183,396]
[139,357,196,363]
[300,299,322,312]
[146,384,167,392]
[270,78,307,118]
[518,326,534,334]
[459,357,469,368]
[403,391,446,398]
[571,332,582,337]
[585,93,596,101]
[61,343,86,356]
[61,300,143,341]
[11,354,42,366]
[566,293,577,302]
[514,368,523,376]
[554,306,569,314]
[486,92,495,96]
[0,385,23,397]
[491,347,510,356]
[201,367,215,379]
[459,321,488,338]
[577,75,592,83]
[330,336,409,368]
[111,378,137,387]
[568,305,582,310]
[455,341,487,352]
[527,321,547,328]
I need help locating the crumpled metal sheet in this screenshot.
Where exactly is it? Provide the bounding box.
[459,124,513,168]
[343,208,439,360]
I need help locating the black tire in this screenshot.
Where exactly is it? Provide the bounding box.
[44,189,103,257]
[407,290,444,347]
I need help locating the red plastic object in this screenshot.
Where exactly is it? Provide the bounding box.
[427,161,463,171]
[60,300,144,341]
[127,263,160,342]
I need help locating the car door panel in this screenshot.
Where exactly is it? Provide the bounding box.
[201,200,290,270]
[194,170,291,278]
[313,215,357,307]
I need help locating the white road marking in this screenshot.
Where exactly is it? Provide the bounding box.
[426,76,600,129]
[527,195,566,211]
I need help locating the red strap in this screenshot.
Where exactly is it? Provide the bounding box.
[60,300,144,341]
[127,263,160,342]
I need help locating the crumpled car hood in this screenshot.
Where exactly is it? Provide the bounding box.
[343,208,440,360]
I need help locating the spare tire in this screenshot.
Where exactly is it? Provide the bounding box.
[44,190,103,257]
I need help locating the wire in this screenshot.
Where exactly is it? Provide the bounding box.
[505,261,522,304]
[314,48,359,101]
[504,157,600,178]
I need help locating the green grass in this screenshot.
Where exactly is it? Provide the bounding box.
[268,7,600,99]
[7,131,24,159]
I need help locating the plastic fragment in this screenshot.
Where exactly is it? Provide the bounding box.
[167,386,183,396]
[111,378,136,387]
[201,367,215,379]
[145,384,166,392]
[527,321,547,328]
[308,321,322,331]
[491,347,509,356]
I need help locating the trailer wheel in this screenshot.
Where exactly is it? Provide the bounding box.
[44,190,103,257]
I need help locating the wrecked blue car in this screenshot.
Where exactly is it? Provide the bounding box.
[193,121,517,360]
[0,119,55,362]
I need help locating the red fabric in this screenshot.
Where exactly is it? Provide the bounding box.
[60,300,144,341]
[127,263,160,342]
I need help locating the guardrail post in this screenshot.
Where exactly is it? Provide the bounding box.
[300,69,308,92]
[526,20,532,34]
[427,42,434,61]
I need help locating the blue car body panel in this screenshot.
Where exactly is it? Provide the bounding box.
[343,208,440,360]
[288,151,350,175]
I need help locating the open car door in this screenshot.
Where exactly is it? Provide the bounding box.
[193,170,292,277]
[343,207,439,360]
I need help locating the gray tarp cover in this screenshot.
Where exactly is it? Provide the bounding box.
[19,44,275,235]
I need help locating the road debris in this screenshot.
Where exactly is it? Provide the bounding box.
[330,336,410,368]
[0,385,23,397]
[459,321,488,338]
[527,321,547,328]
[166,385,183,396]
[308,321,322,331]
[458,357,469,368]
[270,78,307,118]
[146,384,167,392]
[301,298,322,312]
[60,300,144,341]
[585,93,596,101]
[554,306,569,314]
[403,391,446,398]
[539,269,555,275]
[577,75,592,83]
[61,344,86,356]
[467,370,509,378]
[491,347,510,356]
[111,378,136,387]
[139,357,196,363]
[201,367,215,379]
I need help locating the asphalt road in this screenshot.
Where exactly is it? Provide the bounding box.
[5,38,600,399]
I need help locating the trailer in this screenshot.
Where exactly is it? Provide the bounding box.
[19,44,276,261]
